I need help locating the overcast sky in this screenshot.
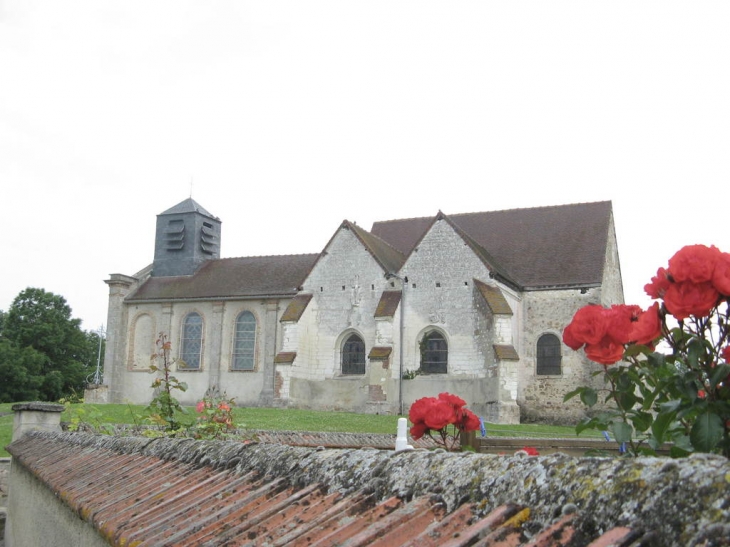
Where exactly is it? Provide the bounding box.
[1,1,728,332]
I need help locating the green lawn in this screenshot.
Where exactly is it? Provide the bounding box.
[0,402,598,458]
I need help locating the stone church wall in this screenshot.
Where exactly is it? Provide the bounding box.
[399,218,494,377]
[290,227,392,409]
[115,299,283,406]
[518,288,605,424]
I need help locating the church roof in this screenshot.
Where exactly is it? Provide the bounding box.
[371,201,613,290]
[344,221,407,273]
[159,197,219,220]
[127,254,319,301]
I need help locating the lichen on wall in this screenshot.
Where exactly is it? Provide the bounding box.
[9,432,729,547]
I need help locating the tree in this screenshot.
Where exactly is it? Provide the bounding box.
[0,340,45,402]
[2,288,93,401]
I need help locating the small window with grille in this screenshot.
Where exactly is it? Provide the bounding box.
[341,333,366,375]
[180,312,203,369]
[420,331,448,374]
[536,333,562,375]
[232,311,256,370]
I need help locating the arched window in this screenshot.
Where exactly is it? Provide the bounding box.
[342,333,366,375]
[536,333,562,375]
[233,311,256,371]
[180,312,203,369]
[421,331,447,374]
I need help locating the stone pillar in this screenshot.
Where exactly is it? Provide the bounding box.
[104,274,137,403]
[209,301,225,390]
[259,300,279,405]
[11,402,65,442]
[160,303,173,339]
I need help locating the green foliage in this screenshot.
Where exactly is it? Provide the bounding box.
[1,287,100,401]
[402,368,422,380]
[0,340,45,402]
[146,333,188,432]
[60,400,114,435]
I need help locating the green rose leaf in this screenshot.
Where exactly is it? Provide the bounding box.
[616,390,637,412]
[632,411,653,433]
[563,387,583,402]
[690,412,724,453]
[580,387,598,407]
[610,421,633,443]
[651,410,676,445]
[710,364,730,389]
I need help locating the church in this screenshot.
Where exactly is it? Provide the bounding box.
[101,198,623,424]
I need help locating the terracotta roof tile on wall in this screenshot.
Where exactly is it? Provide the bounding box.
[368,346,392,360]
[274,352,297,364]
[372,202,613,289]
[8,432,730,547]
[127,254,319,301]
[280,293,313,322]
[475,279,513,315]
[374,290,402,318]
[494,344,520,361]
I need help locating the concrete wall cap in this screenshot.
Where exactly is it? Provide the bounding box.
[11,402,65,413]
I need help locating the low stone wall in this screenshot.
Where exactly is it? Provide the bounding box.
[6,432,730,546]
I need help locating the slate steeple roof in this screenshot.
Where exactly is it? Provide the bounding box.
[159,197,219,220]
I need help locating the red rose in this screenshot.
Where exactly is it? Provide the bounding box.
[409,397,435,425]
[629,302,662,345]
[424,399,457,430]
[668,244,721,283]
[712,252,730,296]
[410,422,428,440]
[645,267,671,299]
[663,280,719,320]
[459,408,481,432]
[438,392,467,409]
[584,335,625,365]
[563,305,608,349]
[606,304,640,345]
[562,321,584,350]
[520,446,539,456]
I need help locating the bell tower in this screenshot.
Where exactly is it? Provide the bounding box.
[152,198,221,277]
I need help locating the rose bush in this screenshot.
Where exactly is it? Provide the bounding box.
[409,392,481,451]
[564,244,730,457]
[191,387,237,440]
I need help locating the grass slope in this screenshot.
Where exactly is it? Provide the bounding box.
[0,403,597,458]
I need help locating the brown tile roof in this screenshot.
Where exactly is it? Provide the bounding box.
[280,293,313,322]
[9,432,730,546]
[374,290,402,318]
[475,279,513,315]
[345,221,407,274]
[371,201,613,289]
[493,344,520,361]
[127,254,319,301]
